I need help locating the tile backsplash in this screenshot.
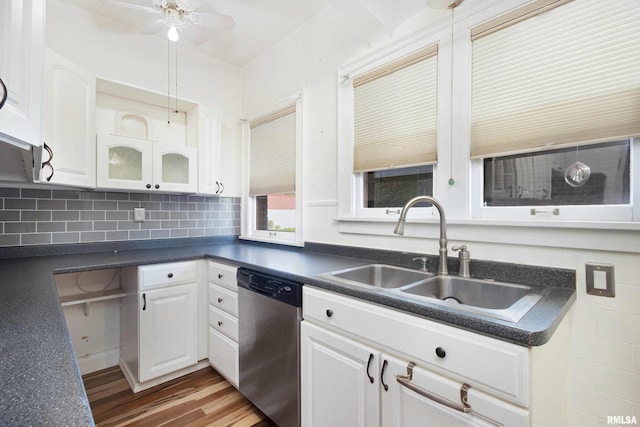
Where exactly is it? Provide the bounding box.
[0,188,240,246]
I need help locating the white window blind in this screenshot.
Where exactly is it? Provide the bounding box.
[249,106,296,196]
[353,45,438,172]
[471,0,640,158]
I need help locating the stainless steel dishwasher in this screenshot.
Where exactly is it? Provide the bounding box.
[237,268,302,427]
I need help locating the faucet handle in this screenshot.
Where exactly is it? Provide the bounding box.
[452,245,470,260]
[412,256,429,272]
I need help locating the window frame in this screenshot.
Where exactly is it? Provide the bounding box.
[462,0,640,223]
[337,27,450,221]
[241,93,303,246]
[470,138,637,221]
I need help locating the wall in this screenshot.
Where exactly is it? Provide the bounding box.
[242,2,640,425]
[45,0,244,195]
[0,187,240,246]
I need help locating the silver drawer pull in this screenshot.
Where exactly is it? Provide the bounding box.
[396,362,471,414]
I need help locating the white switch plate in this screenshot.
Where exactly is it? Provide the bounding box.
[586,263,615,297]
[133,207,145,223]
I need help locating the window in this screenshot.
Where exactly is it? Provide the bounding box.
[363,165,433,208]
[338,37,442,218]
[483,140,630,207]
[470,0,640,221]
[244,99,301,244]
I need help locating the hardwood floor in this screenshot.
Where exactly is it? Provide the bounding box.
[83,366,277,427]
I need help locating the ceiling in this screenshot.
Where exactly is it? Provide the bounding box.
[55,0,449,67]
[56,0,328,67]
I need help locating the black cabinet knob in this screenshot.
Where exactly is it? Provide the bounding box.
[146,184,151,189]
[167,273,174,278]
[217,297,223,303]
[155,184,160,189]
[435,347,446,359]
[218,321,223,326]
[326,309,333,318]
[218,273,223,279]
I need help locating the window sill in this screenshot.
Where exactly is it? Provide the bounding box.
[239,235,304,248]
[335,216,640,253]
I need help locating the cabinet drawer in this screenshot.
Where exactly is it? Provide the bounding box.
[209,305,238,341]
[209,283,238,316]
[139,261,197,289]
[208,327,239,388]
[208,262,238,291]
[303,287,529,406]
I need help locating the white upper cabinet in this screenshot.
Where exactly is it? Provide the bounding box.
[42,49,96,187]
[97,134,197,193]
[95,84,198,193]
[197,105,223,195]
[0,0,45,150]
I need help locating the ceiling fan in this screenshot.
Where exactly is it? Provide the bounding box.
[100,0,235,44]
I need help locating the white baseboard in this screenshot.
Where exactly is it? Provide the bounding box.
[77,348,121,375]
[119,359,210,393]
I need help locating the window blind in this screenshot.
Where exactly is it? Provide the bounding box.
[353,45,438,172]
[471,0,640,158]
[249,106,296,196]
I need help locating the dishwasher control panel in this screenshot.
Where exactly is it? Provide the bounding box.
[237,268,303,307]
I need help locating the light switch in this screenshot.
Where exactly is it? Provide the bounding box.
[134,207,145,223]
[586,263,615,297]
[592,270,607,290]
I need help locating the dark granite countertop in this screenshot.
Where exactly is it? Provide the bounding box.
[0,237,575,426]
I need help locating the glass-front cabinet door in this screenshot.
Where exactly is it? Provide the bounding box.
[153,144,198,193]
[97,134,152,191]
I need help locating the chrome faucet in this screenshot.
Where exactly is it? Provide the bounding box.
[393,196,448,275]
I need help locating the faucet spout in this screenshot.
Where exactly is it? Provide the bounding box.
[393,196,448,275]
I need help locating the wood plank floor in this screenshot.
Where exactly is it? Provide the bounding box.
[83,366,277,427]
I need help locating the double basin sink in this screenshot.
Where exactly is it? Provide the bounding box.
[318,264,547,323]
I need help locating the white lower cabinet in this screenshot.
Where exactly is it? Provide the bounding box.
[302,287,535,427]
[138,283,198,382]
[302,322,380,426]
[120,261,200,392]
[207,261,239,387]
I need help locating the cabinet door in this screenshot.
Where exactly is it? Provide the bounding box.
[381,354,528,427]
[43,49,95,187]
[301,322,380,427]
[0,0,44,150]
[139,283,198,382]
[153,143,197,193]
[97,134,152,191]
[197,106,222,195]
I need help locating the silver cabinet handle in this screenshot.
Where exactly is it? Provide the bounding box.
[396,362,471,414]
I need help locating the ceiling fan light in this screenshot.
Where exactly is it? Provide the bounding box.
[167,25,179,42]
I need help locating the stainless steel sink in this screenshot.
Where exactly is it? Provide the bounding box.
[396,276,547,322]
[318,264,433,289]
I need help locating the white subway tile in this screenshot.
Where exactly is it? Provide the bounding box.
[570,331,597,360]
[596,337,635,373]
[596,365,640,403]
[596,310,636,344]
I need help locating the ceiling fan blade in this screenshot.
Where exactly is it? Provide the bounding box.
[100,0,160,14]
[182,25,209,46]
[138,19,167,35]
[175,0,205,12]
[185,11,235,31]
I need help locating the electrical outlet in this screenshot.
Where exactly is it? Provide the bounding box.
[133,207,145,223]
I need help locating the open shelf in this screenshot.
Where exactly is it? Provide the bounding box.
[59,288,127,307]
